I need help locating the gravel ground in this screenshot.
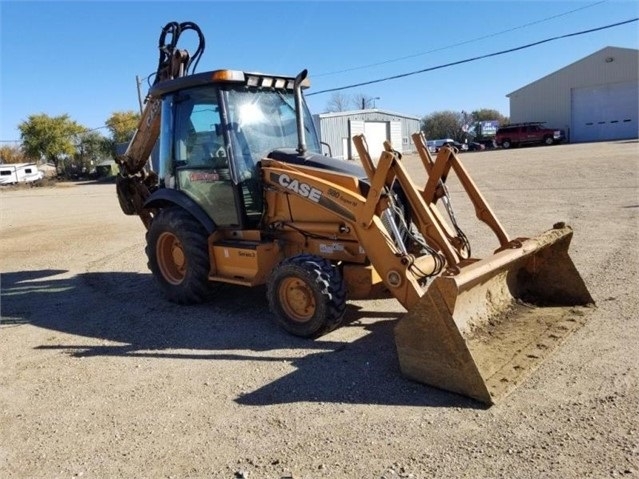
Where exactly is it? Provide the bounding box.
[1,140,637,478]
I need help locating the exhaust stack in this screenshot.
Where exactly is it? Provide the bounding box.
[294,69,308,156]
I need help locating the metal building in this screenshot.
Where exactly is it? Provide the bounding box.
[507,46,638,142]
[312,109,421,160]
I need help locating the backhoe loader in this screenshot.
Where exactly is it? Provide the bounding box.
[116,21,594,404]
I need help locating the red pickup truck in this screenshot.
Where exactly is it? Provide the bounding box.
[495,122,566,149]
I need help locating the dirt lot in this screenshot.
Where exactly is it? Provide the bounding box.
[1,141,637,478]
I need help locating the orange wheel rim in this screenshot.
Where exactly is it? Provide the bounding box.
[157,232,186,285]
[278,277,316,322]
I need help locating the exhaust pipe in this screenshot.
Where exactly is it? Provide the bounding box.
[293,69,308,156]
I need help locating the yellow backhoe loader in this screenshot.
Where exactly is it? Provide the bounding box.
[116,21,594,404]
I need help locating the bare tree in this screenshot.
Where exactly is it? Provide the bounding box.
[352,93,376,110]
[324,92,350,112]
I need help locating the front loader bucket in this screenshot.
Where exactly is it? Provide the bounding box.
[395,225,594,405]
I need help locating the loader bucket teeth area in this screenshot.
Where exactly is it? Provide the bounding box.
[395,226,594,405]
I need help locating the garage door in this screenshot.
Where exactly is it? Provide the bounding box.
[363,121,388,161]
[571,81,638,142]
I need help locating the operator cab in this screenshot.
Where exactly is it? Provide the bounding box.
[152,70,321,229]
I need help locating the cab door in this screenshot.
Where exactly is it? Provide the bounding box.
[173,89,240,226]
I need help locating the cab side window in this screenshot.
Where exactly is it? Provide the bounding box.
[174,92,227,169]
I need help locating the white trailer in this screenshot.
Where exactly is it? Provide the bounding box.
[0,163,44,185]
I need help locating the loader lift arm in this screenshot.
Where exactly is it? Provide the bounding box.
[115,21,205,229]
[410,132,513,251]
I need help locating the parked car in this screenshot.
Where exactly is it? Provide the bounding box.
[467,142,486,152]
[495,122,566,149]
[427,138,468,153]
[475,139,497,149]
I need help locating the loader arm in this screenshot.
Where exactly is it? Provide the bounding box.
[411,132,512,249]
[352,135,465,280]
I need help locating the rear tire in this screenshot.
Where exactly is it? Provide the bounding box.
[267,254,346,338]
[146,206,212,304]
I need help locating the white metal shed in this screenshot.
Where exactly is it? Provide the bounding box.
[312,109,421,160]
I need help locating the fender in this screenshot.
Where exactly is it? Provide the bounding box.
[144,188,217,234]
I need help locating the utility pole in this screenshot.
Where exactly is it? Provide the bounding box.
[135,74,154,172]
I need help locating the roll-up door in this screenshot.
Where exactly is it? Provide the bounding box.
[571,82,638,142]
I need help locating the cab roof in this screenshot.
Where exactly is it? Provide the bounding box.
[149,69,311,97]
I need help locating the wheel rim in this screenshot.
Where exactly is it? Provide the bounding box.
[278,277,316,322]
[157,231,186,285]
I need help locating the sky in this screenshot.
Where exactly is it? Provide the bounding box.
[1,0,638,143]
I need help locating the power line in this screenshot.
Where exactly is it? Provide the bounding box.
[313,0,609,78]
[307,17,638,96]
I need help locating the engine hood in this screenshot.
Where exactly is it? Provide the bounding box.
[265,149,367,180]
[264,148,409,223]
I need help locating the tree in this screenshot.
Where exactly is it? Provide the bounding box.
[105,111,140,144]
[471,108,509,124]
[18,114,85,171]
[74,130,112,176]
[325,92,350,112]
[420,111,466,142]
[0,145,28,164]
[352,93,376,110]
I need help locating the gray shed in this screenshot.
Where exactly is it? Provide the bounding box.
[312,109,421,161]
[507,46,638,143]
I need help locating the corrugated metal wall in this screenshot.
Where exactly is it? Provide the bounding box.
[508,47,639,140]
[313,110,421,160]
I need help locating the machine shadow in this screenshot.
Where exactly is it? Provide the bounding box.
[0,269,479,409]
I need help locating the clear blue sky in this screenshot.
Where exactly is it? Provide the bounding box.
[1,0,638,143]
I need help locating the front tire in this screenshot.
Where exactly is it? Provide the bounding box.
[544,136,554,145]
[502,140,511,149]
[267,254,346,338]
[146,206,212,304]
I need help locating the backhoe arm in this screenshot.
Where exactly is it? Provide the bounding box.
[115,21,205,229]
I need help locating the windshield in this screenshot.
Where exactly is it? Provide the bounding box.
[223,88,320,168]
